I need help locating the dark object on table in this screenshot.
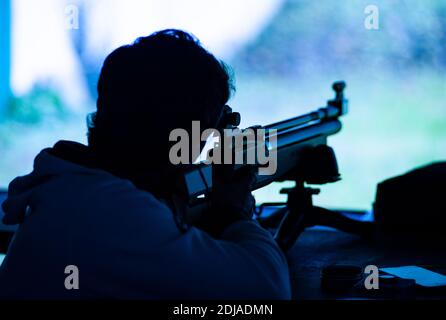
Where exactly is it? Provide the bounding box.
[374,162,446,242]
[354,274,417,300]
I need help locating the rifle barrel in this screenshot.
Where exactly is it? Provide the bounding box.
[265,105,342,132]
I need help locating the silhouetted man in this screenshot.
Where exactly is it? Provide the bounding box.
[0,30,291,299]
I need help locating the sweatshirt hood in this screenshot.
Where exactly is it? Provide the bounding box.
[1,141,102,226]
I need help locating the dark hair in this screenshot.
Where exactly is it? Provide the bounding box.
[87,29,234,175]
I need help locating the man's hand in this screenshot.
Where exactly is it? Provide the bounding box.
[198,166,257,237]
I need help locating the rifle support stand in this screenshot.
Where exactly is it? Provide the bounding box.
[257,145,374,251]
[274,183,319,250]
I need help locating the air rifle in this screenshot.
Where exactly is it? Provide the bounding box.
[174,82,371,250]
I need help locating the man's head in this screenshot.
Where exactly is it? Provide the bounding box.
[88,29,234,176]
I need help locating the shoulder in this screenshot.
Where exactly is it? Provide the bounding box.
[79,170,173,219]
[66,170,182,247]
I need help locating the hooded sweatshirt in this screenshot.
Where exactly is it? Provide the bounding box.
[0,142,291,299]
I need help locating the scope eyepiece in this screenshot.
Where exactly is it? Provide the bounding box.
[219,105,241,129]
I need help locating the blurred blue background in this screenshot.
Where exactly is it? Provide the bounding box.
[0,0,445,210]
